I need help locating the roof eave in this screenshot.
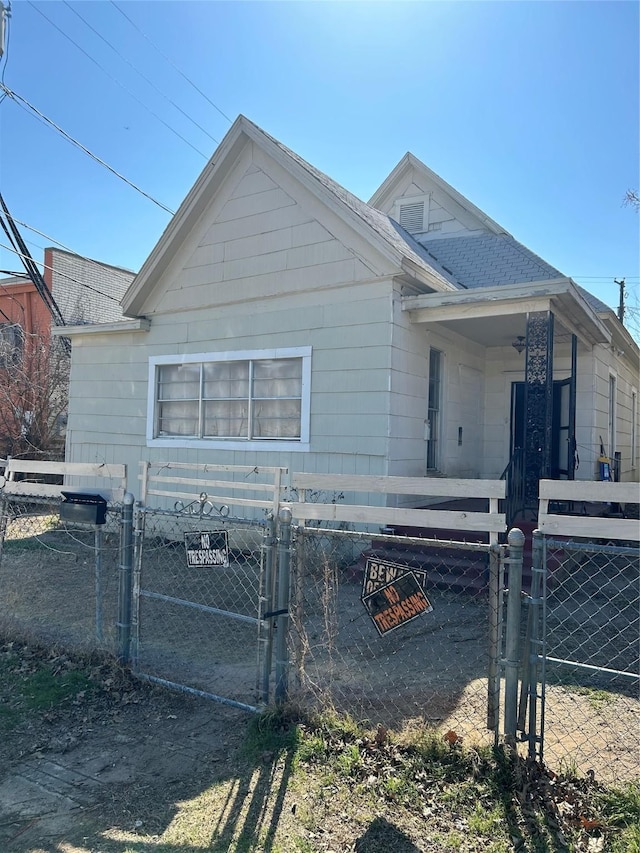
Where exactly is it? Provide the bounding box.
[52,318,151,337]
[122,116,251,317]
[402,278,612,347]
[400,257,459,293]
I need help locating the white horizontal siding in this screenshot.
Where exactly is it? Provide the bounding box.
[217,186,296,222]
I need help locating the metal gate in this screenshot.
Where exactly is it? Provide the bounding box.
[515,532,640,784]
[131,502,277,712]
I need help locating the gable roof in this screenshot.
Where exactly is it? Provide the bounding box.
[122,117,457,316]
[368,152,508,236]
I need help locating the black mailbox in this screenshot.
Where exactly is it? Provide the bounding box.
[60,491,108,525]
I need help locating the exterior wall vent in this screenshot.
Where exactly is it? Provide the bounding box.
[399,201,425,233]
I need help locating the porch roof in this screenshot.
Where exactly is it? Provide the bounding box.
[402,278,611,348]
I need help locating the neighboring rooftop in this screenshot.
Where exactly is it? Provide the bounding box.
[46,248,136,325]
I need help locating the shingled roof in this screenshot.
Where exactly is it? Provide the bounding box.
[259,123,460,290]
[413,233,564,290]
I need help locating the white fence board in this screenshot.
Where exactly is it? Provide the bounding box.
[290,501,506,533]
[538,479,640,541]
[1,460,127,502]
[291,473,505,499]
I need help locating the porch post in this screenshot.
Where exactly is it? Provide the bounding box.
[523,310,554,505]
[568,334,577,479]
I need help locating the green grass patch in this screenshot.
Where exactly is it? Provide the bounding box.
[0,641,95,731]
[570,685,617,710]
[596,781,640,853]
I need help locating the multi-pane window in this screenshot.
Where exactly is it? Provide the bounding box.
[0,323,23,367]
[427,348,442,470]
[149,348,310,447]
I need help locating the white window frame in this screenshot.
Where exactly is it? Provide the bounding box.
[147,346,312,451]
[426,347,443,472]
[608,372,617,461]
[632,388,637,470]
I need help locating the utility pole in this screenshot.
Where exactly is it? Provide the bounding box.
[0,2,10,61]
[614,278,626,325]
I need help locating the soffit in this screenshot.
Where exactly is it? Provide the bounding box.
[403,280,611,348]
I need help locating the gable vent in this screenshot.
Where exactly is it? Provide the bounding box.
[399,201,425,233]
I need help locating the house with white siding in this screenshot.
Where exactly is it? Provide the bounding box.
[55,116,639,518]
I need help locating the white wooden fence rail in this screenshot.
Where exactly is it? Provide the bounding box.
[537,479,640,541]
[290,473,506,540]
[0,459,127,502]
[138,461,288,515]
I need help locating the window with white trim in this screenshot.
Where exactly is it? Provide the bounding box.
[148,347,311,450]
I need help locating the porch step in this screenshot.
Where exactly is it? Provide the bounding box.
[348,545,490,596]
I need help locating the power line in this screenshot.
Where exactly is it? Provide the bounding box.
[1,211,134,274]
[62,0,220,148]
[26,1,209,160]
[110,0,233,125]
[0,83,175,215]
[0,241,122,305]
[0,193,68,342]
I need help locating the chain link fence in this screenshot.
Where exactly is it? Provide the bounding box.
[131,506,274,711]
[287,524,501,744]
[1,465,638,788]
[521,536,639,786]
[0,495,123,654]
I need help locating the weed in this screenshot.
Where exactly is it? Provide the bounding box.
[557,755,580,780]
[334,742,362,777]
[381,773,418,804]
[571,684,616,710]
[244,706,300,759]
[596,781,640,853]
[468,801,504,835]
[291,837,315,853]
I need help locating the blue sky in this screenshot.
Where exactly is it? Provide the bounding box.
[0,0,638,336]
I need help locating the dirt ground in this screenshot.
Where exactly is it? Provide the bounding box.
[0,507,638,840]
[0,652,253,853]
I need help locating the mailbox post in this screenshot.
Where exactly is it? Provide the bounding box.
[59,491,108,643]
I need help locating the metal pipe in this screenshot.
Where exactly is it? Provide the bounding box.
[274,506,292,705]
[527,530,543,758]
[260,515,277,705]
[486,545,502,736]
[504,527,525,741]
[94,526,103,643]
[117,492,135,664]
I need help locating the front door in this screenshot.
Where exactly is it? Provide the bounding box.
[511,379,576,480]
[551,378,573,478]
